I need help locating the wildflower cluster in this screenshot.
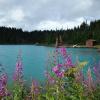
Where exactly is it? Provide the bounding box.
[52,47,74,78]
[0,64,9,99]
[0,48,100,100]
[13,51,23,84]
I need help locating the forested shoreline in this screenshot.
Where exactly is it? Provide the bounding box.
[0,20,100,45]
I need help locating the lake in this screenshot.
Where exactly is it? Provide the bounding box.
[0,45,100,84]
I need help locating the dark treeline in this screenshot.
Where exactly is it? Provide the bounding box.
[0,20,100,45]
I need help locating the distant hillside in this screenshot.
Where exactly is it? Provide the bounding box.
[0,20,100,44]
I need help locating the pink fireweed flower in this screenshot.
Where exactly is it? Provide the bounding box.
[84,68,94,91]
[75,71,84,83]
[13,51,23,83]
[93,65,100,83]
[52,65,59,73]
[93,66,98,76]
[60,47,67,58]
[48,77,55,84]
[0,80,10,97]
[0,74,8,97]
[87,68,93,83]
[52,64,65,78]
[93,61,100,74]
[93,66,97,72]
[52,64,62,73]
[0,80,5,96]
[57,71,64,78]
[45,71,55,84]
[0,72,8,97]
[31,80,40,96]
[57,64,62,68]
[0,73,8,86]
[65,55,74,67]
[52,47,74,78]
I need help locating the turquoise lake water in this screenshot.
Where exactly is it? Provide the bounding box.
[0,45,100,83]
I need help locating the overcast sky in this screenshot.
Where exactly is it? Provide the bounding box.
[0,0,100,31]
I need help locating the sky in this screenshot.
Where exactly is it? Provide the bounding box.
[0,0,100,31]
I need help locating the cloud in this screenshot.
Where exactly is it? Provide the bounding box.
[0,0,99,31]
[10,8,25,22]
[35,17,86,30]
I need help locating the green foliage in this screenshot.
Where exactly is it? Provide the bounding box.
[93,85,100,100]
[13,83,26,100]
